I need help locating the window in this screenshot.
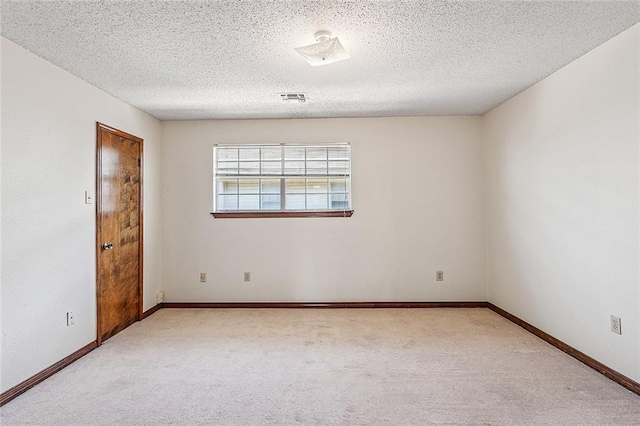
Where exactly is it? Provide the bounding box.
[212,144,353,218]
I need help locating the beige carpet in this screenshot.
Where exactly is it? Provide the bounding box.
[2,308,639,425]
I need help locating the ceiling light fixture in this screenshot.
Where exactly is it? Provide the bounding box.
[295,31,350,66]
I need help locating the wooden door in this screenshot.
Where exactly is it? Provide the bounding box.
[96,123,143,345]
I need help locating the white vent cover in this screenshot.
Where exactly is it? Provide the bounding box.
[280,93,307,103]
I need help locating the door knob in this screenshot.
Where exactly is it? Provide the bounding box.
[102,242,114,250]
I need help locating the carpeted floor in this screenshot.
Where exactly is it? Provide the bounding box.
[2,308,639,425]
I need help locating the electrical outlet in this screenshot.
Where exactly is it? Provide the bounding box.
[244,272,251,282]
[200,273,207,283]
[436,271,444,281]
[66,311,75,326]
[610,315,622,335]
[156,291,164,303]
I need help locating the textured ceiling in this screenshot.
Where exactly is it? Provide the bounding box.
[2,1,639,120]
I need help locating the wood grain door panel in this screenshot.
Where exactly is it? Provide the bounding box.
[96,123,143,345]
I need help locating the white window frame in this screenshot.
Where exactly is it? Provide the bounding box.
[212,143,353,218]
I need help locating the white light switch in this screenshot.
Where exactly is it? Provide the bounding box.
[85,191,93,204]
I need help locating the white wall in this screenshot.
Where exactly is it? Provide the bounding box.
[483,24,639,382]
[0,30,4,389]
[0,38,163,392]
[161,117,486,303]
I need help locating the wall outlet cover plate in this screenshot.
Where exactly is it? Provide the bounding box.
[610,315,622,335]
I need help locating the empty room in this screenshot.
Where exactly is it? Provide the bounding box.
[1,0,639,424]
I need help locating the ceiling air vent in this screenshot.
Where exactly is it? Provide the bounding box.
[280,93,307,103]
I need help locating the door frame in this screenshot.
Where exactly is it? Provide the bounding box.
[96,122,144,346]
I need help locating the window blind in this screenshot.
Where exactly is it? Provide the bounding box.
[214,144,351,213]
